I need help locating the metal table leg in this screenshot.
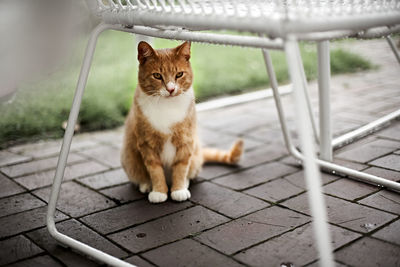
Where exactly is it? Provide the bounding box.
[318,41,332,161]
[46,22,135,267]
[284,36,335,267]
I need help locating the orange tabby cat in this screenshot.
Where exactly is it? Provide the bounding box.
[121,41,243,203]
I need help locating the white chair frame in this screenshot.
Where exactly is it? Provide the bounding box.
[47,1,400,266]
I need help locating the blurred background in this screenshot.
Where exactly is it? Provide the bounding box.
[0,0,373,148]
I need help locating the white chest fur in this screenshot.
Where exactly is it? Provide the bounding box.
[160,137,176,168]
[137,87,194,135]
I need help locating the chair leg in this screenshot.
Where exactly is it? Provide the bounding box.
[386,35,400,65]
[263,42,400,192]
[285,37,335,267]
[317,40,332,161]
[46,22,135,267]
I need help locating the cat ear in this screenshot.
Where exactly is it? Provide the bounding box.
[175,41,191,61]
[138,41,155,64]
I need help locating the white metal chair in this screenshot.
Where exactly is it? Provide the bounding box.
[47,1,400,266]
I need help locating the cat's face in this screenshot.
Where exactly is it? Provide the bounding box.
[137,41,193,98]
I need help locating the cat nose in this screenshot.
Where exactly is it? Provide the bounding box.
[166,82,175,94]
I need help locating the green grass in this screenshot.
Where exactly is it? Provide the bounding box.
[0,31,373,147]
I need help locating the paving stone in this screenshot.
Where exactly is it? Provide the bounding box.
[0,193,45,218]
[190,182,269,218]
[125,256,155,267]
[0,206,67,238]
[14,160,109,190]
[323,178,378,201]
[369,154,400,171]
[79,168,129,189]
[335,237,400,267]
[0,235,43,265]
[100,183,144,203]
[27,228,98,267]
[336,109,379,124]
[332,158,368,171]
[359,190,400,215]
[239,144,289,168]
[283,193,396,233]
[333,120,362,136]
[198,127,225,146]
[372,219,400,246]
[235,223,360,267]
[0,153,85,178]
[70,139,99,151]
[108,206,229,253]
[283,170,339,190]
[244,178,304,202]
[336,139,400,163]
[222,114,270,135]
[195,206,310,255]
[78,145,121,168]
[198,163,242,180]
[214,162,297,190]
[33,182,115,217]
[376,123,400,141]
[7,255,63,267]
[0,150,31,167]
[0,173,25,198]
[199,128,263,151]
[9,140,62,158]
[81,199,192,234]
[201,113,263,134]
[28,219,128,260]
[279,155,302,167]
[143,238,244,267]
[36,163,100,188]
[245,127,284,144]
[91,128,124,145]
[362,166,400,182]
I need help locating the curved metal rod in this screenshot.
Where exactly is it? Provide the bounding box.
[46,22,135,267]
[386,35,400,64]
[263,44,400,192]
[114,25,284,50]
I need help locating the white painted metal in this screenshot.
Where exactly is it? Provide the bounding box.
[285,37,334,267]
[196,84,292,112]
[333,109,400,149]
[386,36,400,64]
[112,25,284,50]
[297,45,320,145]
[95,0,400,38]
[46,23,136,267]
[262,45,400,192]
[318,41,332,161]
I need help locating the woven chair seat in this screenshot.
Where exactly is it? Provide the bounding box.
[95,0,400,37]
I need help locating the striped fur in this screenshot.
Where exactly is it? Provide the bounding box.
[121,41,244,204]
[202,139,244,164]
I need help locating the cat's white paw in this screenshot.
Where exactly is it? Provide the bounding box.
[171,189,191,202]
[148,191,168,203]
[139,183,151,193]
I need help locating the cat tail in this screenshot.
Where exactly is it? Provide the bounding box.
[202,139,244,165]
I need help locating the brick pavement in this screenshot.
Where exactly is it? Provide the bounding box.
[0,39,399,266]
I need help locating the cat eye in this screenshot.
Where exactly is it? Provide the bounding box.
[153,73,162,80]
[176,72,184,79]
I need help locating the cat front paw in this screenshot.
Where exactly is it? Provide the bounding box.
[139,183,151,193]
[148,191,168,203]
[171,189,191,202]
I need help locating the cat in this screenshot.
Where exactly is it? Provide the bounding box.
[121,41,243,203]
